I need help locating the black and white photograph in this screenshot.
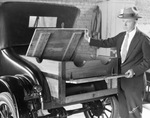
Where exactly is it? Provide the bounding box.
[0,0,149,118]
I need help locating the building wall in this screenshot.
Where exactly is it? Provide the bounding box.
[136,0,150,37]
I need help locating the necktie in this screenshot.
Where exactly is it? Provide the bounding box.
[121,33,129,63]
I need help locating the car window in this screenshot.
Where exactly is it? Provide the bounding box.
[29,16,57,28]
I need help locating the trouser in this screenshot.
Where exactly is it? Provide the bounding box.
[118,76,145,118]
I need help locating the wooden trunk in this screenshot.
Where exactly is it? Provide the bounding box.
[24,28,120,109]
[22,56,119,109]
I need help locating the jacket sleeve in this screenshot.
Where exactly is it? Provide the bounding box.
[132,36,150,76]
[89,33,121,48]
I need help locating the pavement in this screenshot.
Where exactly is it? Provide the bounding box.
[67,85,150,118]
[142,103,150,118]
[66,103,150,118]
[40,102,150,118]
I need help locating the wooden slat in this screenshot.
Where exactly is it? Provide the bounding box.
[65,88,117,104]
[32,32,51,57]
[62,32,82,60]
[66,74,127,84]
[26,30,51,57]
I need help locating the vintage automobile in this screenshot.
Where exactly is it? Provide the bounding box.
[0,1,123,118]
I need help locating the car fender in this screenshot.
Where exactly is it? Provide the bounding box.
[0,75,37,118]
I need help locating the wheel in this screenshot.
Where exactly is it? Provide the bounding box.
[83,96,119,118]
[0,92,18,118]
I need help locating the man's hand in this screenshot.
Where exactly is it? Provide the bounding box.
[125,69,135,78]
[84,30,91,43]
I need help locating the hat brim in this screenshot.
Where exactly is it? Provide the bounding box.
[118,14,142,19]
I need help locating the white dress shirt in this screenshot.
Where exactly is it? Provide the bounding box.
[121,28,137,60]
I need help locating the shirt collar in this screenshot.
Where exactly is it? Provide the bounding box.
[126,27,136,36]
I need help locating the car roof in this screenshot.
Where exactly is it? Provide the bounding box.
[0,1,80,49]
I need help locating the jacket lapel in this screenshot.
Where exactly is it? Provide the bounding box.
[125,29,141,61]
[118,32,126,52]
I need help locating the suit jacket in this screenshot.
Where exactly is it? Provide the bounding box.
[90,29,150,91]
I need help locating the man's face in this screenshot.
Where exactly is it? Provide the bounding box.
[122,18,137,32]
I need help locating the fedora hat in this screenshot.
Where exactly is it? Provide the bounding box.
[118,7,142,19]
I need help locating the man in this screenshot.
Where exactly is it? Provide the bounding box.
[86,7,150,118]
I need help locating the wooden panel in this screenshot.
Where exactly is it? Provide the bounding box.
[46,77,59,98]
[26,28,87,61]
[64,58,119,80]
[65,88,117,104]
[21,55,119,80]
[21,56,60,76]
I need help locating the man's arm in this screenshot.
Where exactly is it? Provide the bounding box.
[89,33,122,48]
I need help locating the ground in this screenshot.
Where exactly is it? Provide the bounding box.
[66,103,150,118]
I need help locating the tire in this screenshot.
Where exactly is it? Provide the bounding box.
[0,92,18,118]
[83,96,119,118]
